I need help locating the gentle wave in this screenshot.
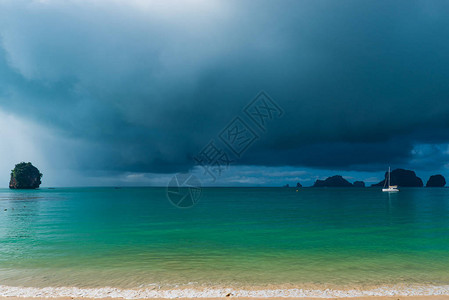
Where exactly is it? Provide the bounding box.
[2,284,449,298]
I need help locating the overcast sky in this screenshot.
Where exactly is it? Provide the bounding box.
[1,0,449,187]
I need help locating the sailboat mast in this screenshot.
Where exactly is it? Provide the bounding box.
[388,167,391,187]
[382,166,399,192]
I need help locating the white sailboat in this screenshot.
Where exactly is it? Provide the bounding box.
[382,167,399,192]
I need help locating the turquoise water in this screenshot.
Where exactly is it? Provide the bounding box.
[1,187,449,289]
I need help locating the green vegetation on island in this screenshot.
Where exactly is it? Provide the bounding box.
[9,162,43,189]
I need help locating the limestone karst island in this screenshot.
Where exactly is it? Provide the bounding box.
[9,162,43,189]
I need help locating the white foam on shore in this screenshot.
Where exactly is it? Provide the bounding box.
[2,284,449,298]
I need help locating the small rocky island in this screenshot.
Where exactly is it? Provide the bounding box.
[353,181,366,187]
[9,162,43,189]
[426,175,446,187]
[313,175,354,187]
[311,175,365,187]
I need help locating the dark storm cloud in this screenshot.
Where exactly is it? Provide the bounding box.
[1,0,449,174]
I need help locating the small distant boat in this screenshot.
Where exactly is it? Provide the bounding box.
[382,167,399,192]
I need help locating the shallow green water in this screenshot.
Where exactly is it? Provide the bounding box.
[0,187,449,288]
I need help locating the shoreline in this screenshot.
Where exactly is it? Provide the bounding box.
[2,284,449,299]
[2,298,449,300]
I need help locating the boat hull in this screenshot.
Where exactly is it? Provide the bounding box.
[382,188,399,192]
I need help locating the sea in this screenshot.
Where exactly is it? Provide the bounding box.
[1,187,449,298]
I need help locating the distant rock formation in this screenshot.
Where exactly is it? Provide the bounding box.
[9,162,43,189]
[372,169,423,187]
[283,184,290,188]
[313,175,353,187]
[426,175,446,187]
[296,182,302,188]
[353,181,365,187]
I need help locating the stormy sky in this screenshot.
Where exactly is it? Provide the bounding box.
[1,0,449,187]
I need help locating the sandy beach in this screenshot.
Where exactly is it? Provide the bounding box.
[2,296,449,300]
[2,284,449,300]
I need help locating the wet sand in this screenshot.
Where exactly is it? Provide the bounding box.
[2,296,449,300]
[2,284,449,300]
